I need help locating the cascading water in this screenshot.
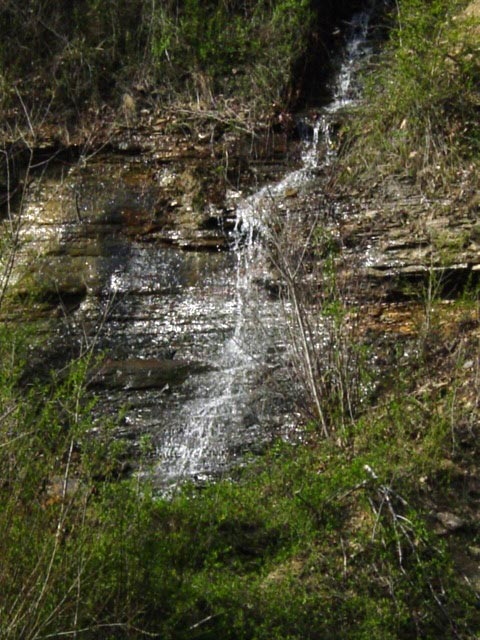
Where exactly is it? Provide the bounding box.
[321,5,375,164]
[330,8,374,110]
[151,187,288,487]
[151,3,376,489]
[14,3,377,492]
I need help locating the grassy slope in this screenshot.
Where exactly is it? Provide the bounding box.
[340,0,479,186]
[0,0,314,140]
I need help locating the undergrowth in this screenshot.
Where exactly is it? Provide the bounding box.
[1,301,479,638]
[0,0,314,131]
[340,0,480,187]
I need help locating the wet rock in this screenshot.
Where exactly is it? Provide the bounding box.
[13,271,88,310]
[92,357,209,390]
[175,234,229,252]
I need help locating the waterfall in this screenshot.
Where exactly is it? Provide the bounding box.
[152,3,376,489]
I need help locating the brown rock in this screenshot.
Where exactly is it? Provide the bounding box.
[435,511,466,532]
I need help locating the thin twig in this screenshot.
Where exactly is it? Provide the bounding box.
[37,623,161,639]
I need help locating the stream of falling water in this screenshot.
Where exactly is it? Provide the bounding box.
[152,4,376,489]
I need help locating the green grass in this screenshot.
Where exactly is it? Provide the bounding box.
[339,0,480,187]
[0,316,478,638]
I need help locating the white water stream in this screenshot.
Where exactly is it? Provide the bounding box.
[151,4,376,488]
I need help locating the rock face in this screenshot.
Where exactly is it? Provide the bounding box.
[336,177,480,302]
[5,121,301,317]
[5,144,223,317]
[4,124,299,484]
[93,357,209,390]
